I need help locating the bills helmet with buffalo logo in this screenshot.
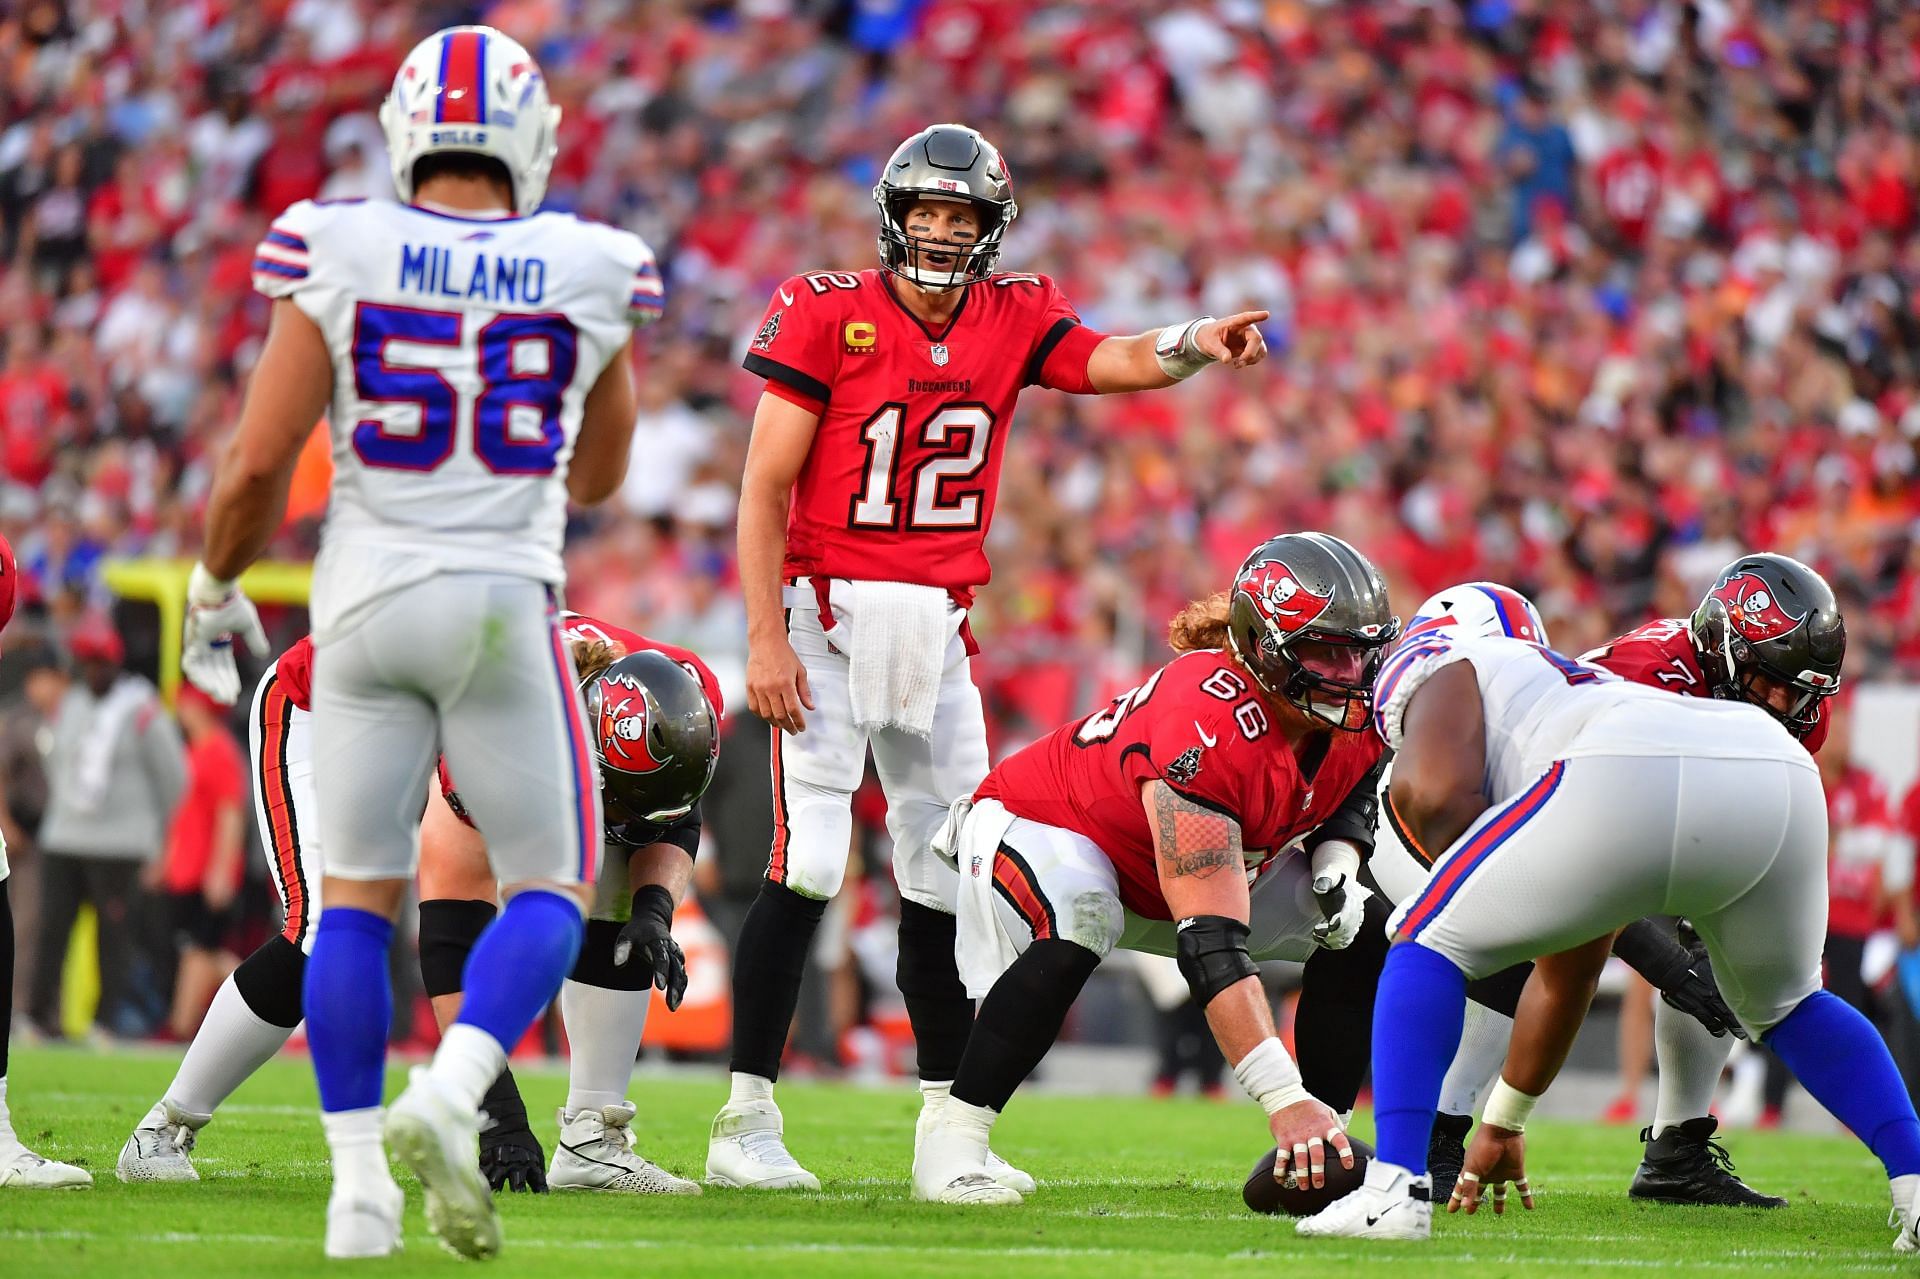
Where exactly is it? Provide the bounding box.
[583,650,720,846]
[873,123,1018,290]
[1225,532,1400,731]
[1688,552,1845,737]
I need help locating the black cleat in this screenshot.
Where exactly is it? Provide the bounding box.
[1629,1117,1786,1208]
[1427,1111,1472,1204]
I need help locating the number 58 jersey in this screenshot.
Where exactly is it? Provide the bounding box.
[253,198,664,639]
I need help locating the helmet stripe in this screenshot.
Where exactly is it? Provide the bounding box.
[436,29,487,125]
[1469,583,1541,641]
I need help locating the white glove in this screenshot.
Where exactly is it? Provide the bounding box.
[181,562,269,705]
[1310,873,1371,951]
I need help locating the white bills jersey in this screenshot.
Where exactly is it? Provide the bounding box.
[252,197,664,639]
[1372,631,1803,801]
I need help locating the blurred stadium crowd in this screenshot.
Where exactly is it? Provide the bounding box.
[5,0,1920,1104]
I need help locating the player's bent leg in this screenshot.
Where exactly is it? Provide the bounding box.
[1630,1000,1777,1207]
[119,934,307,1183]
[550,920,700,1195]
[0,880,89,1190]
[1296,892,1391,1114]
[1424,962,1528,1201]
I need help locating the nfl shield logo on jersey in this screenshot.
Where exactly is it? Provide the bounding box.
[930,343,950,367]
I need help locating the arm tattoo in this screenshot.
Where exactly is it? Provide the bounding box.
[1150,782,1243,880]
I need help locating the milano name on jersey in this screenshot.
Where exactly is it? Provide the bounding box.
[743,268,1105,603]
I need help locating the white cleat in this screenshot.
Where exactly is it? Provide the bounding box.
[325,1176,404,1259]
[915,1089,1035,1195]
[1894,1173,1920,1253]
[385,1069,500,1261]
[1296,1159,1432,1241]
[913,1115,1022,1206]
[0,1141,93,1189]
[549,1103,702,1195]
[706,1100,820,1190]
[116,1100,210,1183]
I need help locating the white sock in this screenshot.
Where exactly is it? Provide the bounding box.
[919,1080,952,1110]
[1440,1002,1513,1117]
[427,1024,508,1114]
[560,979,648,1116]
[1651,999,1733,1136]
[729,1072,774,1107]
[0,1076,15,1146]
[322,1106,389,1190]
[945,1098,997,1142]
[165,975,295,1118]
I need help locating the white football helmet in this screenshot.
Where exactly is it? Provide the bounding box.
[379,26,560,216]
[1404,581,1549,645]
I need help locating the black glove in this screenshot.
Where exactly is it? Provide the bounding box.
[1612,917,1746,1040]
[614,884,688,1011]
[478,1122,548,1194]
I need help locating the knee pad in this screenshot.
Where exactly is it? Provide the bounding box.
[768,775,853,900]
[568,918,648,992]
[418,898,498,997]
[232,934,308,1028]
[896,899,965,1000]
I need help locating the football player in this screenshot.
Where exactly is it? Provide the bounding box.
[1372,558,1842,1207]
[180,26,659,1259]
[418,632,721,1197]
[915,533,1397,1204]
[1296,590,1920,1249]
[0,534,90,1190]
[713,121,1271,1192]
[119,617,718,1202]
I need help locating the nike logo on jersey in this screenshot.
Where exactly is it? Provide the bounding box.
[1194,722,1217,748]
[779,287,795,305]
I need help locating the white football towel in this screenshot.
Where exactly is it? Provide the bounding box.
[950,797,1021,1000]
[821,579,956,740]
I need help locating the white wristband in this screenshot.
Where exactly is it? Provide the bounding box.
[1481,1078,1540,1133]
[1233,1037,1313,1116]
[187,562,236,606]
[1153,317,1216,380]
[1309,839,1363,891]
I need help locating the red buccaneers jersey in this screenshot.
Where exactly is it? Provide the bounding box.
[439,611,724,821]
[1583,617,1829,753]
[743,268,1104,603]
[974,649,1384,920]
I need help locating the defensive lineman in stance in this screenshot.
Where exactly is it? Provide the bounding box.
[1297,595,1920,1248]
[711,121,1269,1190]
[182,26,656,1259]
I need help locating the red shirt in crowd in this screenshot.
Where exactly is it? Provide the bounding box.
[1827,765,1898,939]
[163,724,247,894]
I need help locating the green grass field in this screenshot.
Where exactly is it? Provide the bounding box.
[0,1045,1907,1276]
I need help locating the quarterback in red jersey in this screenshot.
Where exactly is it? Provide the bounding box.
[711,122,1271,1194]
[916,534,1400,1205]
[119,614,723,1199]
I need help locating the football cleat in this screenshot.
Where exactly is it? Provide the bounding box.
[1296,1159,1432,1240]
[706,1100,820,1190]
[116,1100,210,1183]
[0,1141,92,1189]
[1893,1173,1920,1253]
[1629,1118,1786,1208]
[1426,1111,1472,1205]
[325,1176,404,1259]
[385,1069,501,1261]
[550,1103,702,1195]
[912,1115,1021,1206]
[915,1087,1034,1195]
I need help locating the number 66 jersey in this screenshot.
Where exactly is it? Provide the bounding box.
[253,198,663,639]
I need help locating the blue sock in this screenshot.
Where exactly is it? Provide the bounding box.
[303,908,394,1114]
[454,889,584,1048]
[1371,942,1469,1173]
[1765,989,1920,1176]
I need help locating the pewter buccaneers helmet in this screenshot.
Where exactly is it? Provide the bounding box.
[583,650,720,847]
[1689,552,1845,737]
[379,26,561,216]
[1225,533,1400,731]
[873,124,1018,290]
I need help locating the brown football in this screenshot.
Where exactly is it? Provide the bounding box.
[1242,1135,1373,1216]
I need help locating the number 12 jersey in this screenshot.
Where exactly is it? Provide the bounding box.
[744,268,1105,604]
[253,198,663,638]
